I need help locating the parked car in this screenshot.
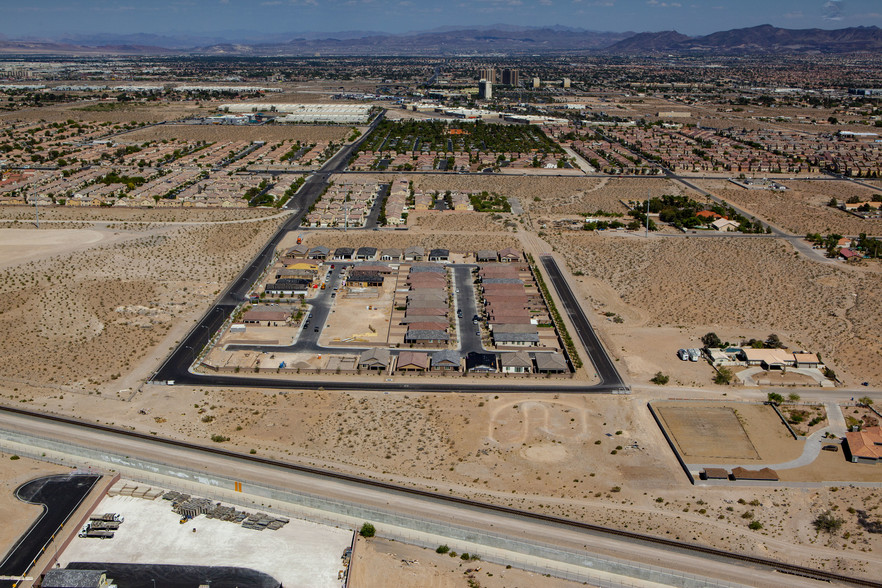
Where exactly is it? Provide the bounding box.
[822,445,839,452]
[677,349,689,361]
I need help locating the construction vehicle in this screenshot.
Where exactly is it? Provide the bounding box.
[296,234,303,244]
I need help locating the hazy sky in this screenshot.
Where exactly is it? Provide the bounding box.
[3,0,881,38]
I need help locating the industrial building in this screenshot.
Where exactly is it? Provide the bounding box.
[218,103,372,124]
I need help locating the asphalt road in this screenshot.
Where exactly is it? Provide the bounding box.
[0,410,839,588]
[0,474,100,587]
[540,255,627,391]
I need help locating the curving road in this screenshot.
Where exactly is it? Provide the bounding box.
[0,474,100,588]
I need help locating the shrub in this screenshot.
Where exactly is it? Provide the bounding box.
[767,392,784,404]
[651,372,669,385]
[436,544,450,554]
[210,434,229,443]
[813,511,843,533]
[749,520,763,530]
[359,522,376,538]
[9,455,20,460]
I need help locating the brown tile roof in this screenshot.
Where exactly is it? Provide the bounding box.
[846,426,882,460]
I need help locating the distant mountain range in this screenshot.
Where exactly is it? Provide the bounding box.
[0,24,880,56]
[605,24,882,54]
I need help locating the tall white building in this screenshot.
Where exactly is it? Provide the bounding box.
[478,80,493,100]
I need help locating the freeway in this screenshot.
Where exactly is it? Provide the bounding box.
[540,255,627,391]
[0,405,874,588]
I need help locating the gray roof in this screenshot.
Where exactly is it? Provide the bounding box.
[432,349,461,367]
[42,569,106,588]
[404,245,425,256]
[356,246,377,257]
[407,299,448,309]
[334,247,355,256]
[405,329,450,341]
[380,248,402,258]
[428,248,449,258]
[493,332,540,343]
[309,245,330,254]
[359,347,391,366]
[482,278,523,285]
[501,350,533,368]
[535,352,568,371]
[475,249,497,260]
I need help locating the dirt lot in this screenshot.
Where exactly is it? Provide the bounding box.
[0,453,70,557]
[349,536,585,588]
[654,401,802,464]
[550,232,882,387]
[0,216,282,395]
[121,123,349,143]
[0,100,212,124]
[407,210,510,233]
[694,179,882,236]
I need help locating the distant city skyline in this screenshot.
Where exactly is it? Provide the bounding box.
[2,0,881,40]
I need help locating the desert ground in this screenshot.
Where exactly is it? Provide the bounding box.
[0,215,283,397]
[292,227,521,254]
[548,232,882,387]
[349,536,586,588]
[0,100,213,124]
[695,179,882,236]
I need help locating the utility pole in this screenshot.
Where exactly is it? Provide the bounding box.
[34,199,40,228]
[645,190,650,238]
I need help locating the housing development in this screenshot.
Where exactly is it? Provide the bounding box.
[0,18,880,588]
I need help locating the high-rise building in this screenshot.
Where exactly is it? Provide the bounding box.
[562,78,571,89]
[478,68,497,84]
[478,80,493,100]
[532,77,541,89]
[501,68,519,86]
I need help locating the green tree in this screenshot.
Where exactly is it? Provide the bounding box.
[859,396,873,406]
[765,334,783,348]
[767,392,784,404]
[714,367,733,385]
[359,522,376,538]
[701,332,722,348]
[788,393,801,402]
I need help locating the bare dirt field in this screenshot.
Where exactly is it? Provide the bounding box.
[654,401,802,465]
[0,216,282,396]
[657,405,761,461]
[349,536,584,588]
[407,210,510,232]
[0,101,212,124]
[121,123,350,143]
[550,233,882,387]
[695,179,882,236]
[0,453,70,557]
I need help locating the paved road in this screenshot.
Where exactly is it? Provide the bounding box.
[0,411,836,588]
[0,474,100,588]
[540,255,627,391]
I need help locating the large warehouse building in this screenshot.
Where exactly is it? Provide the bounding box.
[218,103,372,124]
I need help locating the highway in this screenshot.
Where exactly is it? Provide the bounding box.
[0,405,874,588]
[540,255,627,391]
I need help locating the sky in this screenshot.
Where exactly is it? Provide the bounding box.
[2,0,881,40]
